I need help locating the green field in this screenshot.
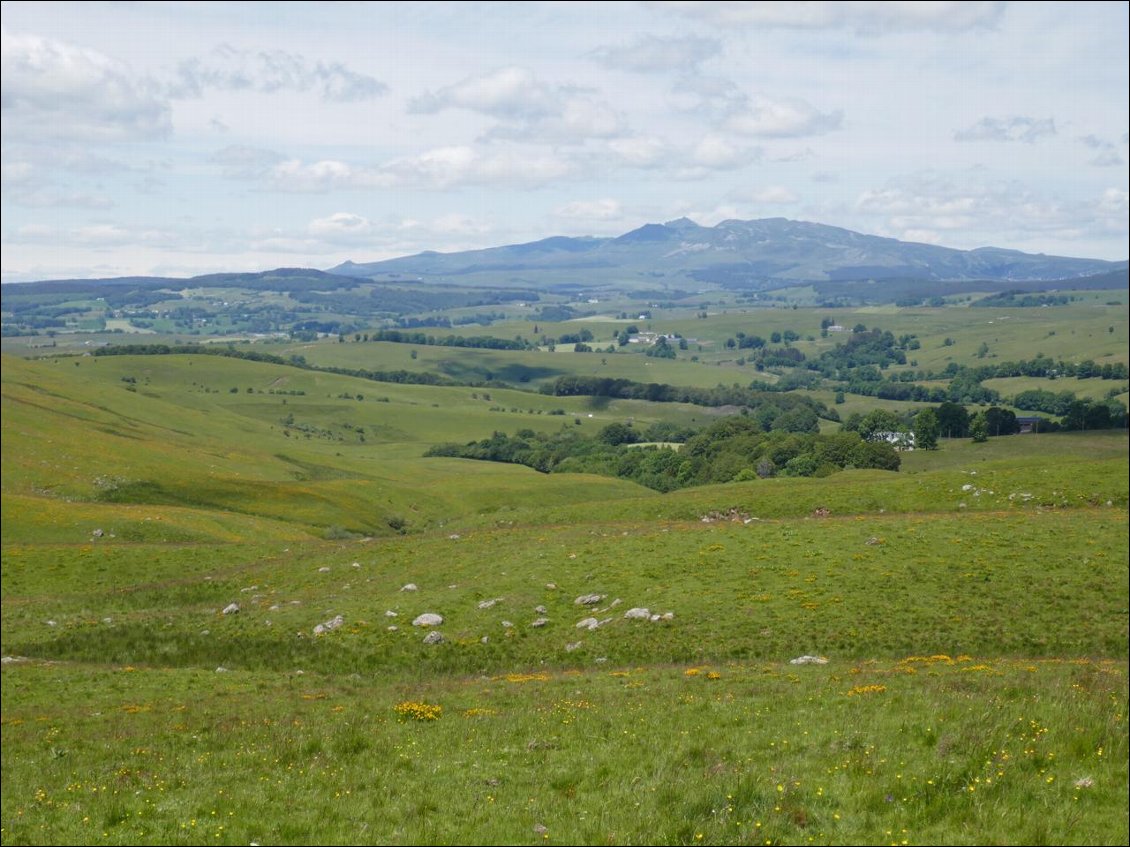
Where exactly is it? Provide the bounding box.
[2,325,1128,845]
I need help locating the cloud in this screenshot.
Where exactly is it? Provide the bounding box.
[732,185,800,204]
[690,135,759,169]
[607,136,671,168]
[1078,134,1126,167]
[308,212,373,240]
[249,146,579,192]
[0,29,170,142]
[170,44,387,102]
[590,34,720,73]
[410,66,625,143]
[726,94,842,138]
[209,145,287,179]
[668,75,745,116]
[648,1,1005,33]
[954,116,1056,143]
[553,198,624,221]
[854,171,1127,248]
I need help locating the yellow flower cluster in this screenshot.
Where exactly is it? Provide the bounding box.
[846,684,887,697]
[393,701,442,721]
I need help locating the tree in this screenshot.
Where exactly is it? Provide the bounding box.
[936,401,970,438]
[914,408,940,450]
[970,412,989,443]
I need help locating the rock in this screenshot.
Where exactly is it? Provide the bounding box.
[546,583,557,590]
[595,657,608,664]
[534,605,547,614]
[215,666,229,673]
[313,614,344,635]
[269,605,280,611]
[574,593,605,606]
[624,607,650,620]
[576,617,600,630]
[387,625,398,632]
[317,566,331,573]
[422,631,444,645]
[530,618,549,628]
[609,598,621,608]
[789,655,828,665]
[650,614,661,622]
[865,536,882,546]
[477,598,500,610]
[812,507,830,518]
[501,621,514,628]
[400,583,418,592]
[92,528,104,538]
[46,620,56,627]
[222,603,240,615]
[449,534,461,540]
[412,613,444,627]
[565,641,582,652]
[2,656,29,664]
[385,610,398,617]
[481,636,489,644]
[533,824,548,836]
[351,562,361,568]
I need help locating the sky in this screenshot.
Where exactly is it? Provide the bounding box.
[1,0,1127,282]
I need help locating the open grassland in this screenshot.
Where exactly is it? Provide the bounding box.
[2,349,1127,845]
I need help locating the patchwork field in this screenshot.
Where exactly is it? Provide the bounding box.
[2,349,1127,845]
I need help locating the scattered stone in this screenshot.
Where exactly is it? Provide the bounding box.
[240,585,259,593]
[650,614,661,622]
[215,666,229,673]
[318,566,331,573]
[449,534,461,540]
[1074,776,1094,789]
[387,625,398,632]
[400,583,418,592]
[661,612,674,620]
[789,655,829,665]
[533,823,548,836]
[812,507,830,518]
[269,605,280,612]
[530,618,549,628]
[501,620,514,628]
[609,598,622,608]
[102,617,113,624]
[46,620,56,627]
[222,603,240,615]
[865,536,882,546]
[313,614,344,635]
[2,656,29,664]
[624,607,651,620]
[422,631,444,645]
[351,562,361,568]
[576,617,600,630]
[595,657,608,664]
[574,593,604,606]
[565,641,582,652]
[385,610,398,617]
[699,508,753,524]
[545,583,557,590]
[92,528,104,538]
[534,605,547,614]
[481,636,489,644]
[477,598,501,610]
[412,613,444,627]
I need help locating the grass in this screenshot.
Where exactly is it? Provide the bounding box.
[2,344,1128,845]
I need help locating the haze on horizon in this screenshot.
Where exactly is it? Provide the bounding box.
[1,0,1127,283]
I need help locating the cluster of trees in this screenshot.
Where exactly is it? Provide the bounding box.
[427,417,900,492]
[541,375,834,425]
[361,329,533,351]
[972,291,1076,307]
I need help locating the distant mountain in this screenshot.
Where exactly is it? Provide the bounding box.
[331,217,1126,291]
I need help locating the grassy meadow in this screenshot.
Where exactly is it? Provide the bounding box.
[2,304,1128,846]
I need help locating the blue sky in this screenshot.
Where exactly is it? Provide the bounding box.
[1,0,1127,281]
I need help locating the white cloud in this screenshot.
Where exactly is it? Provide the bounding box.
[0,29,170,142]
[409,66,559,119]
[607,136,670,168]
[746,185,800,204]
[553,198,624,221]
[308,212,373,240]
[954,116,1056,143]
[590,35,720,73]
[170,44,387,102]
[381,146,577,189]
[649,1,1005,33]
[726,94,842,138]
[209,145,287,179]
[411,66,625,143]
[690,135,758,169]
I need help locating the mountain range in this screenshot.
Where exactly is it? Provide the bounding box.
[330,217,1127,292]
